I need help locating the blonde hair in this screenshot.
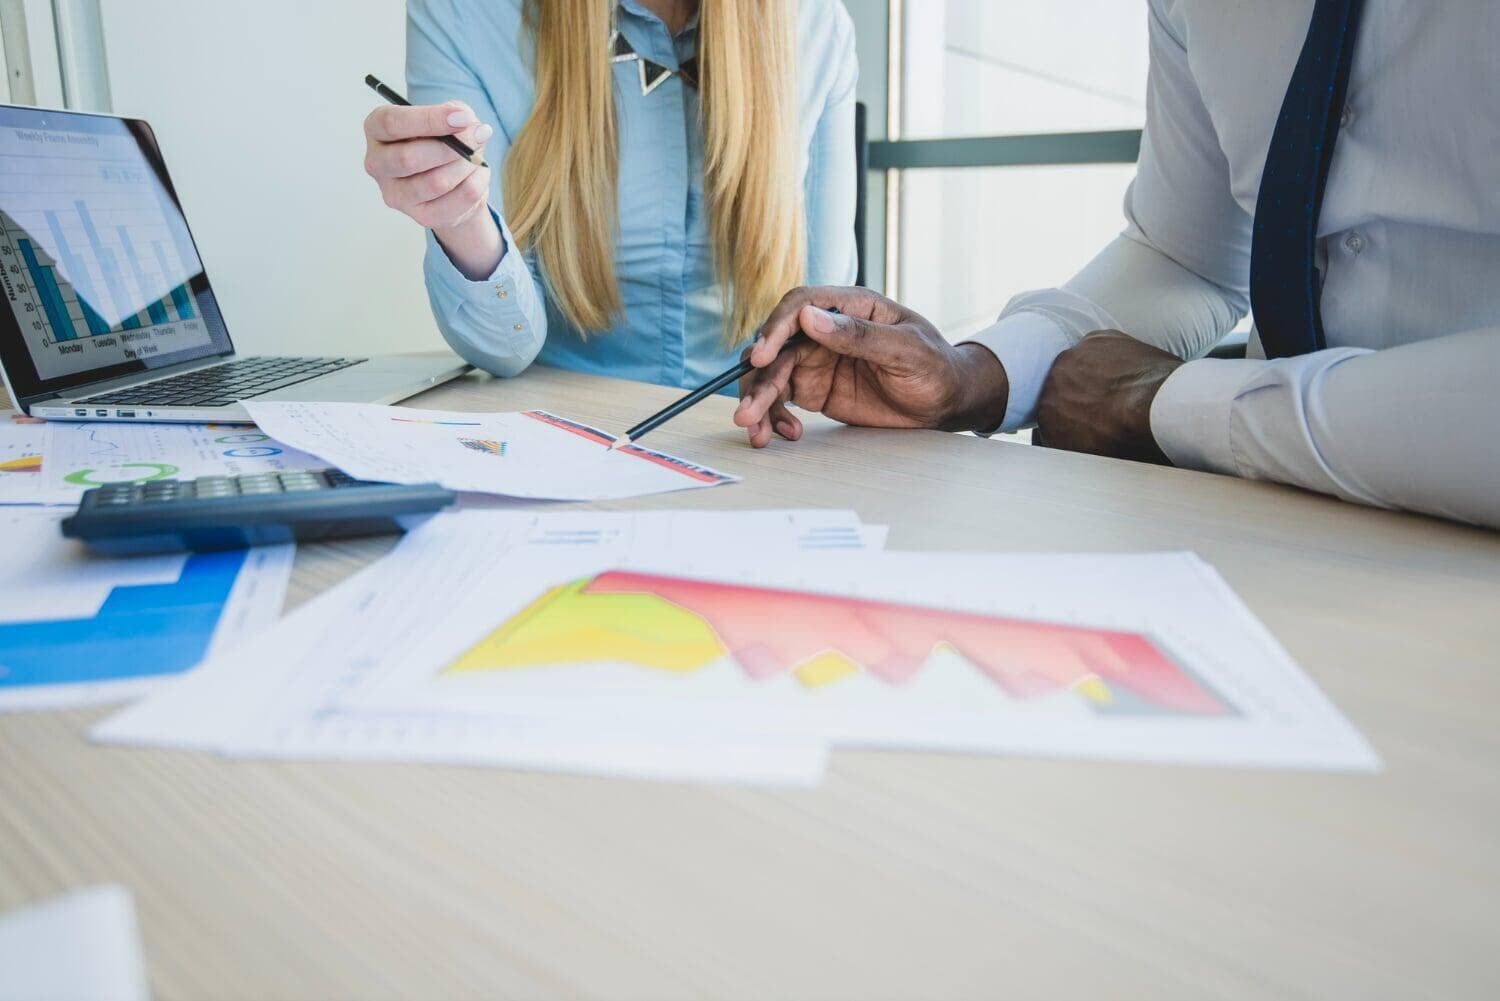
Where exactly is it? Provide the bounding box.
[505,0,805,348]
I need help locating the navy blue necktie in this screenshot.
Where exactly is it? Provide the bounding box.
[1249,0,1366,359]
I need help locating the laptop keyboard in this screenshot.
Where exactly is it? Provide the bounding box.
[75,356,367,408]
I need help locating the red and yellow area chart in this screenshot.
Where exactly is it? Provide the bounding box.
[446,570,1231,717]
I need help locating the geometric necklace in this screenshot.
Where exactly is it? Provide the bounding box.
[610,29,700,96]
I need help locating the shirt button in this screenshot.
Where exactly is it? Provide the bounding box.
[513,323,525,331]
[1339,104,1355,128]
[1343,232,1365,254]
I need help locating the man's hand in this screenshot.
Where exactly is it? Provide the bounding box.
[1036,330,1184,463]
[733,287,1009,448]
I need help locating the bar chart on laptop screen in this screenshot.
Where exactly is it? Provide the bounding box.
[0,125,212,381]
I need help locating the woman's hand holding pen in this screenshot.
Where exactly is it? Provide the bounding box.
[362,101,502,279]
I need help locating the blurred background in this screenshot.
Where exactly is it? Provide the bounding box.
[0,0,1147,356]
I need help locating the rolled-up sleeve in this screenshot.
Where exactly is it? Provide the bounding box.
[407,0,548,376]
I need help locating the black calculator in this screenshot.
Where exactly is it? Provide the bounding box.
[60,469,457,555]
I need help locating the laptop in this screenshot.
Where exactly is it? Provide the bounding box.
[0,104,469,423]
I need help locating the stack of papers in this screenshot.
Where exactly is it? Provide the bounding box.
[1,402,742,712]
[96,509,887,785]
[12,406,1378,784]
[97,509,1378,785]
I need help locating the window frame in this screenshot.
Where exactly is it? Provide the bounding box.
[862,0,1143,300]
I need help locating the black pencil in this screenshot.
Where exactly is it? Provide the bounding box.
[610,333,812,450]
[365,74,489,169]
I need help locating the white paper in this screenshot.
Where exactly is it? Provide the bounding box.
[0,508,294,712]
[0,421,48,505]
[245,402,738,501]
[201,545,295,661]
[94,509,880,786]
[335,549,1379,773]
[0,508,185,624]
[35,421,322,505]
[0,885,149,1001]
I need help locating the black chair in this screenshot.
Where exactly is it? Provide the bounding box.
[854,101,868,286]
[1207,329,1250,358]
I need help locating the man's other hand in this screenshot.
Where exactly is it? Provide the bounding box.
[734,287,1010,448]
[1036,330,1183,463]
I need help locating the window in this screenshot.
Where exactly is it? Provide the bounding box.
[881,1,1148,340]
[898,164,1139,340]
[900,2,1147,139]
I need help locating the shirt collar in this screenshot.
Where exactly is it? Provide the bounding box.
[616,1,699,38]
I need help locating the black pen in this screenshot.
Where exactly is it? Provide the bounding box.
[364,74,489,168]
[610,332,812,450]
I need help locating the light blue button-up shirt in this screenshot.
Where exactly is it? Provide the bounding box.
[406,0,858,390]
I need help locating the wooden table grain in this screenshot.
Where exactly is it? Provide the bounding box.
[2,368,1498,1000]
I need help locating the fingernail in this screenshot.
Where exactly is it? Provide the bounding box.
[775,422,793,438]
[805,307,836,334]
[447,110,479,127]
[473,123,493,143]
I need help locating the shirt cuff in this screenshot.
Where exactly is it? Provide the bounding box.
[1149,357,1263,475]
[422,211,531,310]
[422,211,547,376]
[963,311,1074,432]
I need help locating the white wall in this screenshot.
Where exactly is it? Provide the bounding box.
[99,0,445,358]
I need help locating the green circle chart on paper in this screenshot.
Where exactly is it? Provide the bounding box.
[64,463,180,486]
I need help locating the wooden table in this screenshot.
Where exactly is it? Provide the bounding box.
[3,367,1498,1000]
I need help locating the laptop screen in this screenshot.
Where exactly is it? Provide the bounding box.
[0,105,233,407]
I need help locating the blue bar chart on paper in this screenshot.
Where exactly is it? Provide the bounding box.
[0,127,211,381]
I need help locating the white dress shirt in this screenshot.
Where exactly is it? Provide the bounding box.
[968,0,1500,529]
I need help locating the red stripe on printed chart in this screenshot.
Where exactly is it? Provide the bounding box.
[521,410,726,484]
[521,410,613,445]
[616,446,725,484]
